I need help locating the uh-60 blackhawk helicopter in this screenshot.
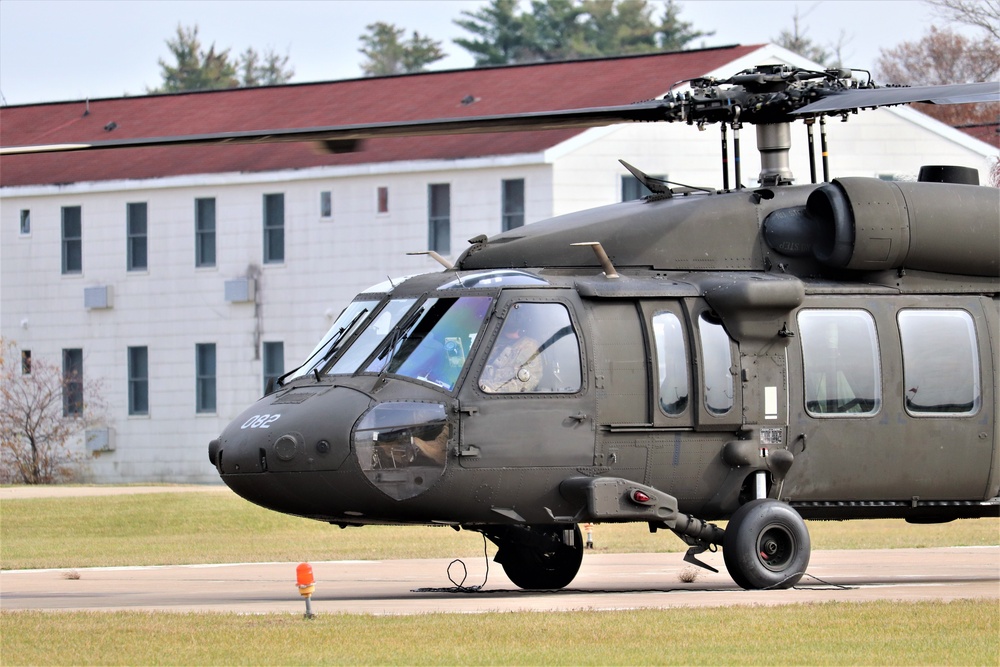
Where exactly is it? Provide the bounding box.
[6,64,998,590]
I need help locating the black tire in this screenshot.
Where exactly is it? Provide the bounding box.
[497,525,583,590]
[723,499,810,590]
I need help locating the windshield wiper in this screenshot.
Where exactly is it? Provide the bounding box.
[378,307,424,365]
[316,308,370,374]
[276,308,369,387]
[371,306,425,391]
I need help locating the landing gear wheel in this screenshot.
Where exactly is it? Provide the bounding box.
[491,524,583,590]
[723,499,810,590]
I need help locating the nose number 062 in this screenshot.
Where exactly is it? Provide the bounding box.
[241,414,281,429]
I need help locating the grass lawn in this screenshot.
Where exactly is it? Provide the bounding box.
[1,488,998,570]
[2,488,997,665]
[0,491,1000,569]
[2,600,998,666]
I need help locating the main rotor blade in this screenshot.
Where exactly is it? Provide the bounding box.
[0,99,679,156]
[794,81,1000,115]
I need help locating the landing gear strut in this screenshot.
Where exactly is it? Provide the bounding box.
[723,499,810,589]
[483,524,583,590]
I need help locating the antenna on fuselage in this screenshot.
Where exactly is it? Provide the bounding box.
[407,251,454,270]
[572,242,619,279]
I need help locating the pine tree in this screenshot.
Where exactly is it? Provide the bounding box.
[152,25,238,93]
[151,25,294,93]
[359,22,445,76]
[453,0,711,66]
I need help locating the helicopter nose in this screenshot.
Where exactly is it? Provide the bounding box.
[212,385,373,476]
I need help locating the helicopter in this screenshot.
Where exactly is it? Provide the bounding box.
[4,64,998,591]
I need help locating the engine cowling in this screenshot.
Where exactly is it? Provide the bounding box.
[764,177,999,277]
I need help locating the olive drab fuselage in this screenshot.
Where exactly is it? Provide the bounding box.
[211,179,1000,529]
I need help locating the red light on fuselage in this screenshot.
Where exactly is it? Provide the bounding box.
[631,489,652,504]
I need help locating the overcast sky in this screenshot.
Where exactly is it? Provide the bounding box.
[0,0,965,106]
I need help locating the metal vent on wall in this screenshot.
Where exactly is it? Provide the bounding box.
[84,285,113,309]
[86,427,115,452]
[224,277,256,303]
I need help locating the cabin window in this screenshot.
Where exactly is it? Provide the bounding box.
[61,206,82,275]
[798,309,881,417]
[320,191,332,218]
[126,202,148,271]
[428,183,450,254]
[195,198,216,267]
[698,313,734,415]
[19,209,30,235]
[128,346,149,416]
[480,302,581,394]
[898,310,981,415]
[653,311,688,416]
[502,178,525,231]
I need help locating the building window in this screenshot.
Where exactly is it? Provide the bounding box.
[61,206,82,274]
[127,346,149,415]
[798,309,881,417]
[62,348,83,416]
[263,341,284,394]
[502,178,525,231]
[653,312,688,416]
[428,183,450,255]
[320,191,332,218]
[127,202,148,271]
[898,310,980,415]
[19,209,30,235]
[195,198,216,267]
[377,186,389,214]
[263,193,285,264]
[21,350,31,375]
[621,174,666,201]
[196,343,217,413]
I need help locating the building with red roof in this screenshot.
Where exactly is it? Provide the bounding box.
[1,44,995,482]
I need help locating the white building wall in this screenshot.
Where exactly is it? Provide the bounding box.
[545,108,995,218]
[1,157,554,483]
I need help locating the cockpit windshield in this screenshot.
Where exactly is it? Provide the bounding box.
[323,295,492,391]
[284,299,377,383]
[366,296,492,390]
[329,299,417,375]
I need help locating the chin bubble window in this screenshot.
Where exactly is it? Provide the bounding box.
[354,402,450,500]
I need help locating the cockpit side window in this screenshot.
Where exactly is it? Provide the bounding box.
[479,302,581,394]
